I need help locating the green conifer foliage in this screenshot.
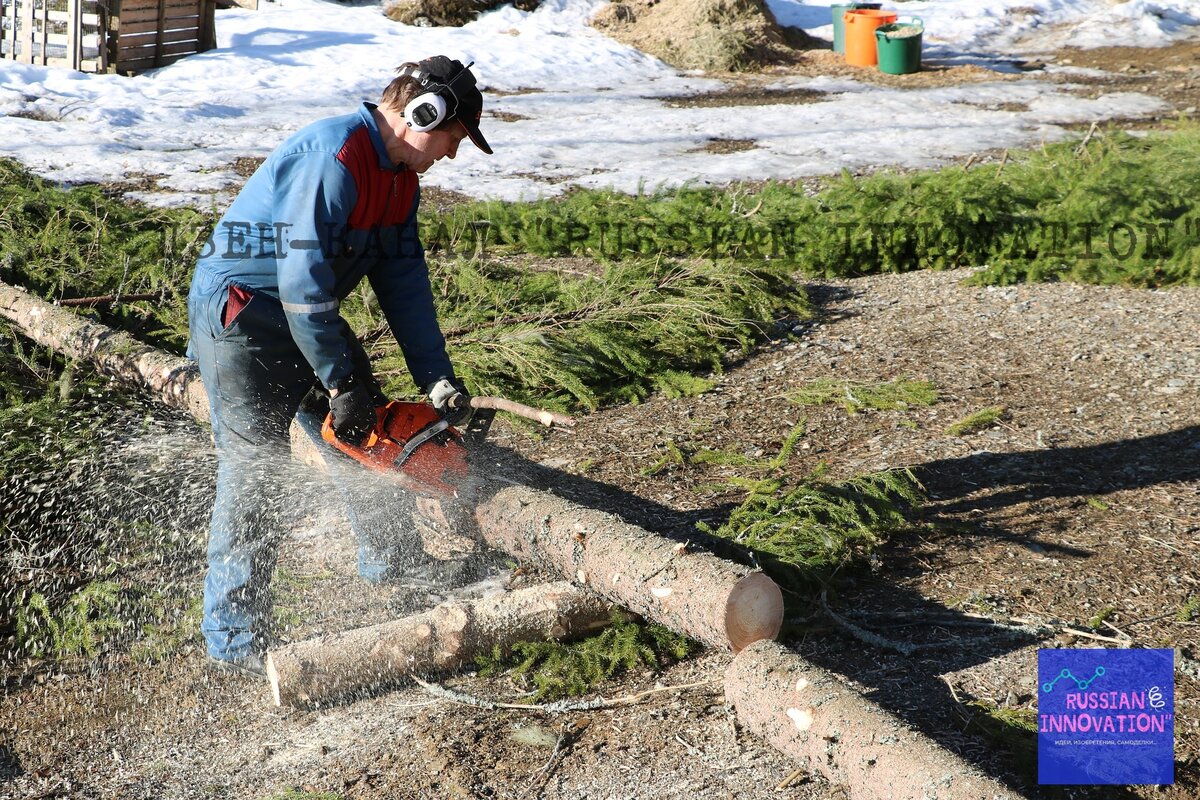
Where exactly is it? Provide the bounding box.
[359,256,808,409]
[0,158,211,350]
[14,580,124,659]
[477,613,696,701]
[431,124,1200,287]
[699,465,923,589]
[789,377,938,414]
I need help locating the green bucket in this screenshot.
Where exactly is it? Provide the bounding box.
[875,18,924,75]
[832,2,882,54]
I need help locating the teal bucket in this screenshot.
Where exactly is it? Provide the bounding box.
[832,2,882,54]
[875,18,924,75]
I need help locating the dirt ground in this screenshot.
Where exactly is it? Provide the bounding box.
[3,265,1196,800]
[4,30,1200,800]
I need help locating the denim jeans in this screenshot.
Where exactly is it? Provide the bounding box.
[188,277,415,661]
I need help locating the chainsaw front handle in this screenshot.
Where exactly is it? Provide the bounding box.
[460,396,574,429]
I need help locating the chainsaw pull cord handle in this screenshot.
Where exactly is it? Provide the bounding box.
[457,395,575,429]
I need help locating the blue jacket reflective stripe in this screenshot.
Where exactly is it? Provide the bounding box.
[192,102,453,391]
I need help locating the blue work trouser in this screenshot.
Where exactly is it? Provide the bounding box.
[188,279,416,661]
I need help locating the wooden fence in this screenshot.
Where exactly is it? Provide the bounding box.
[109,0,216,73]
[0,0,216,74]
[0,0,107,71]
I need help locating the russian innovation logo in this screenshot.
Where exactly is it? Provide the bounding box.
[1038,648,1175,785]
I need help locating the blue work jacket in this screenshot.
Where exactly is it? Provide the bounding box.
[189,102,452,391]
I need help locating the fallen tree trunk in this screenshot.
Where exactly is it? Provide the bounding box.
[0,277,783,651]
[3,276,1021,798]
[725,640,1027,800]
[267,581,614,707]
[0,280,209,422]
[476,486,782,651]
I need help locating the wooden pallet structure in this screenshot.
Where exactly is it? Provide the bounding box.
[0,0,225,74]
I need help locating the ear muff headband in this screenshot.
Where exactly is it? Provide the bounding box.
[400,61,473,132]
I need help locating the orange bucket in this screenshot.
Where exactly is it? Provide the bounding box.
[843,8,897,67]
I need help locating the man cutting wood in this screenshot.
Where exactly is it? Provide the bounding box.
[186,56,492,679]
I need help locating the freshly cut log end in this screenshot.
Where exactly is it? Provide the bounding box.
[724,572,783,651]
[725,641,1027,800]
[475,485,785,650]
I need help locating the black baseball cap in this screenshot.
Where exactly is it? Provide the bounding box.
[418,56,493,155]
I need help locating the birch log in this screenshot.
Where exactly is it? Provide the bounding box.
[267,581,614,706]
[0,280,209,422]
[725,641,1027,800]
[475,486,783,651]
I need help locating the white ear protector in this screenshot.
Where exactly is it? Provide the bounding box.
[400,61,472,132]
[404,91,447,132]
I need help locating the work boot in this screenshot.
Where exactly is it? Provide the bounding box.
[206,651,267,680]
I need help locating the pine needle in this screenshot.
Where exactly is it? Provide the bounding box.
[475,613,698,701]
[789,378,938,415]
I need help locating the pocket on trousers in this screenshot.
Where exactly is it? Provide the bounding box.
[216,284,256,339]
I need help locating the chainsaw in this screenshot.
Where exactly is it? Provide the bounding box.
[320,394,573,496]
[320,394,573,560]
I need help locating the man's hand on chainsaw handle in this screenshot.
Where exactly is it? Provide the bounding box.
[427,377,474,428]
[329,375,377,444]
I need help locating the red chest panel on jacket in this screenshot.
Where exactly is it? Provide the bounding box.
[336,127,417,231]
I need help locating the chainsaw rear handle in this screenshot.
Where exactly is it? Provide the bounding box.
[451,395,574,429]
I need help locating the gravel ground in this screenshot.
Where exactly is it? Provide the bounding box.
[5,266,1196,800]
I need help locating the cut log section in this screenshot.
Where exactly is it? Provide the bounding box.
[725,641,1027,800]
[4,276,1024,796]
[0,280,209,422]
[475,485,783,651]
[0,279,784,655]
[266,581,615,707]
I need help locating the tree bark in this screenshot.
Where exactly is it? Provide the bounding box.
[266,580,614,707]
[475,486,782,651]
[0,278,782,648]
[0,280,209,422]
[1,277,783,652]
[724,641,1027,800]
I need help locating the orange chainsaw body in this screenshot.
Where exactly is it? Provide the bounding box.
[321,400,469,497]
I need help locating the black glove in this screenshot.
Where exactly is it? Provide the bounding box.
[329,375,377,444]
[427,377,473,428]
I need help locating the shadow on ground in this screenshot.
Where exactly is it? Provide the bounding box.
[918,425,1200,513]
[477,422,1200,799]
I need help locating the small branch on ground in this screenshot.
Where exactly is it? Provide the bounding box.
[775,767,809,790]
[525,718,590,799]
[1010,615,1129,645]
[1075,121,1100,156]
[819,591,920,656]
[1098,618,1134,643]
[58,291,172,307]
[410,674,720,714]
[840,606,1134,647]
[820,599,1072,655]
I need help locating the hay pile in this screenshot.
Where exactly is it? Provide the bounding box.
[382,0,537,28]
[380,0,816,72]
[591,0,814,72]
